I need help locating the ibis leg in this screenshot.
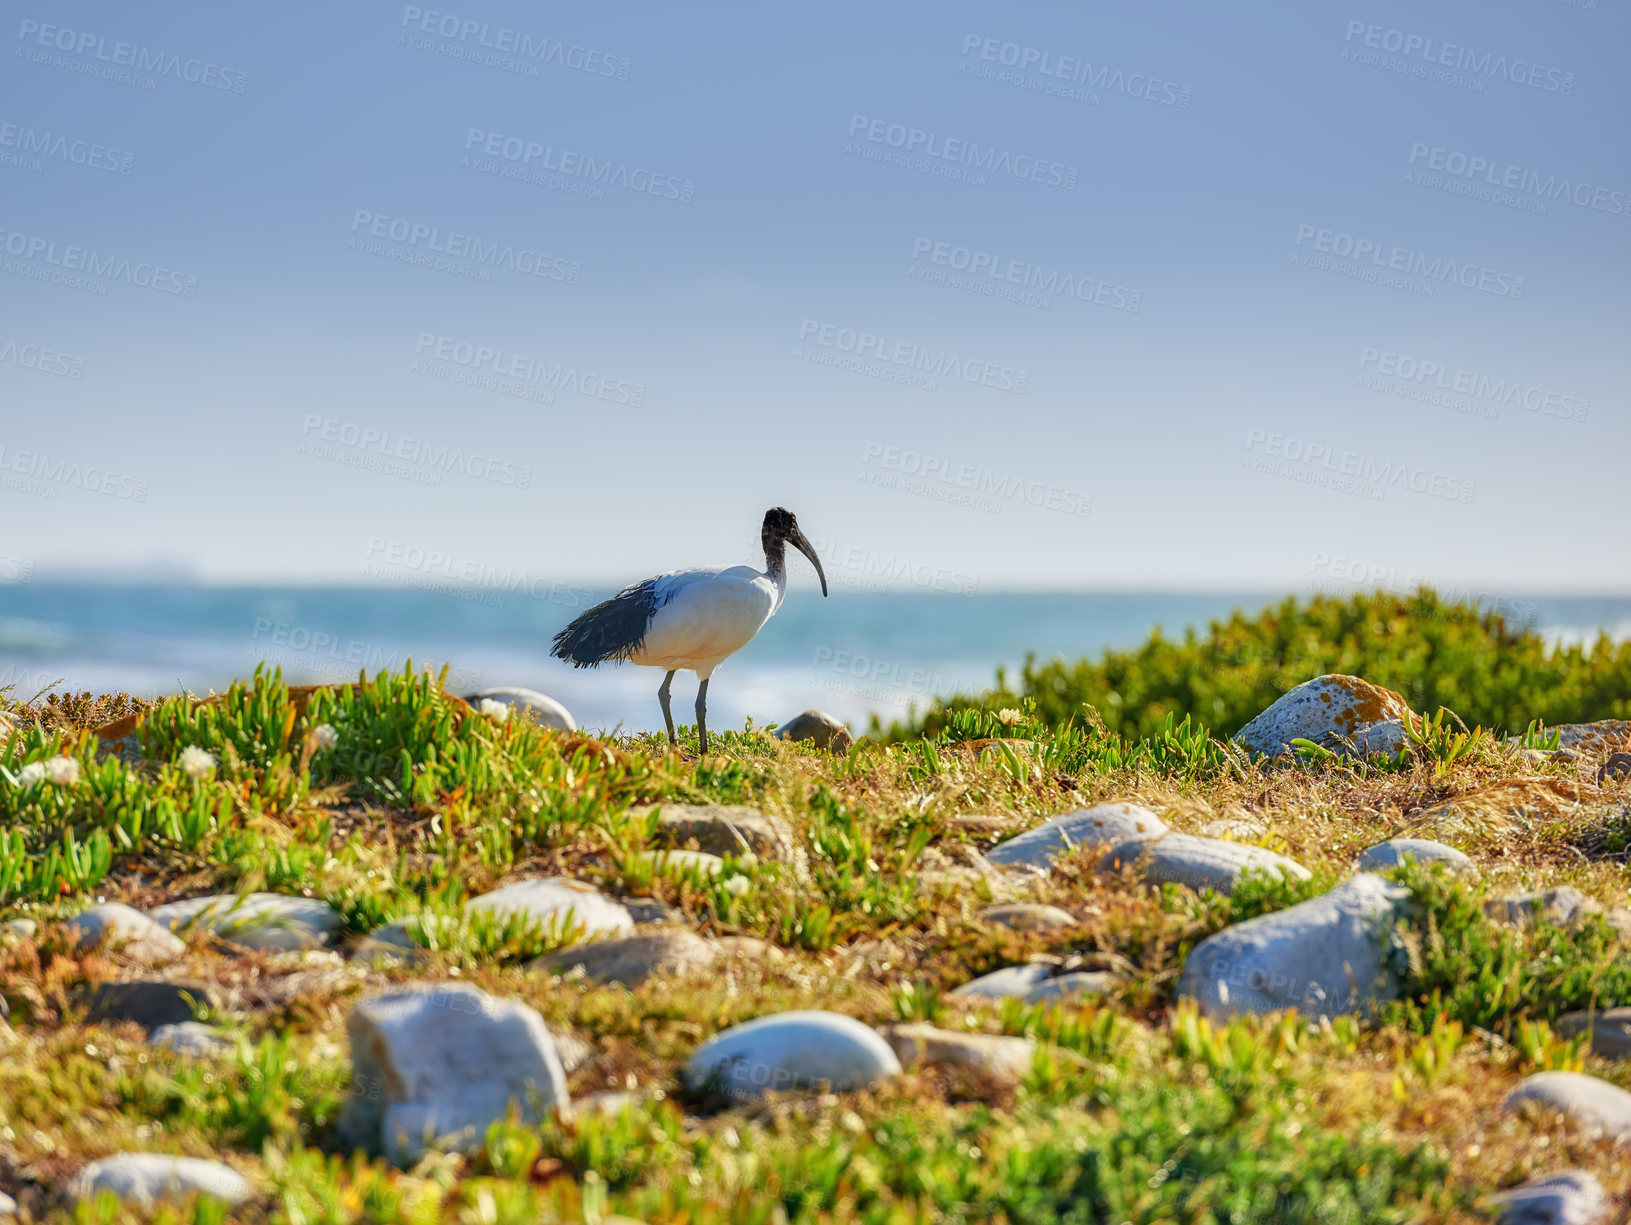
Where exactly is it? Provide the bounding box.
[695,678,710,756]
[657,670,677,748]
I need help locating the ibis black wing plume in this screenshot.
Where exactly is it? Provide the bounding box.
[550,579,661,668]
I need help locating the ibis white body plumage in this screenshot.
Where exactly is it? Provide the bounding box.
[627,565,785,678]
[550,508,827,753]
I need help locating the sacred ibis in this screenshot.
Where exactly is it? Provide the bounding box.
[550,507,828,753]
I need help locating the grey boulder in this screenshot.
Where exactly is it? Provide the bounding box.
[71,1154,250,1206]
[65,903,186,964]
[149,1022,235,1057]
[683,1010,900,1100]
[985,802,1168,871]
[1487,1171,1610,1225]
[465,878,633,940]
[463,686,575,732]
[149,892,341,952]
[1552,1008,1631,1060]
[1355,838,1477,876]
[950,963,1116,1004]
[337,984,569,1164]
[1099,833,1310,896]
[1178,873,1411,1020]
[1503,1071,1631,1141]
[775,710,853,751]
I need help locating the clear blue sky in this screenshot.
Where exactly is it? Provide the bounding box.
[2,0,1626,594]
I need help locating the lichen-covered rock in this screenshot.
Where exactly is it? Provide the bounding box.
[465,878,633,940]
[1356,838,1477,876]
[71,1154,250,1206]
[775,710,852,751]
[683,1010,900,1100]
[150,892,342,951]
[1540,721,1631,757]
[462,687,575,732]
[1099,833,1311,896]
[1487,1171,1610,1225]
[1552,1008,1631,1060]
[985,802,1168,871]
[1233,674,1416,758]
[976,903,1078,931]
[1503,1071,1631,1141]
[65,903,186,964]
[532,929,717,986]
[879,1023,1036,1081]
[337,984,569,1164]
[1178,873,1411,1020]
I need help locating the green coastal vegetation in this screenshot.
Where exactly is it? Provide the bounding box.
[0,587,1627,1223]
[880,588,1631,742]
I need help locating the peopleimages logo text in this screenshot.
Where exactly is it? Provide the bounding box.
[846,116,1076,188]
[1342,21,1573,93]
[1407,144,1626,216]
[350,211,580,282]
[400,6,630,79]
[959,34,1192,106]
[1293,225,1523,297]
[15,18,248,91]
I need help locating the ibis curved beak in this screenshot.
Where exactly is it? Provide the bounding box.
[789,528,828,597]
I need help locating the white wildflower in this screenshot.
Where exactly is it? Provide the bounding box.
[996,708,1024,727]
[722,875,751,897]
[15,761,47,787]
[44,756,81,786]
[478,698,510,723]
[178,746,217,779]
[311,723,339,750]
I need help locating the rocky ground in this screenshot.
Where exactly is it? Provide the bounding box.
[0,670,1628,1223]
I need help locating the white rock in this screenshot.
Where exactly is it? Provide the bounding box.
[683,1010,901,1100]
[1356,838,1477,876]
[1099,833,1311,896]
[1233,674,1415,758]
[71,1154,250,1206]
[463,687,575,732]
[1178,873,1411,1020]
[65,903,186,964]
[148,1022,234,1057]
[149,892,341,951]
[1503,1072,1631,1142]
[465,878,633,940]
[337,984,569,1164]
[984,802,1168,871]
[1488,1171,1610,1225]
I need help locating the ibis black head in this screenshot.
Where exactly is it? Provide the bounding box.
[762,507,827,597]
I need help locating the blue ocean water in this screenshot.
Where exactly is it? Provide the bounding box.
[2,585,1629,736]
